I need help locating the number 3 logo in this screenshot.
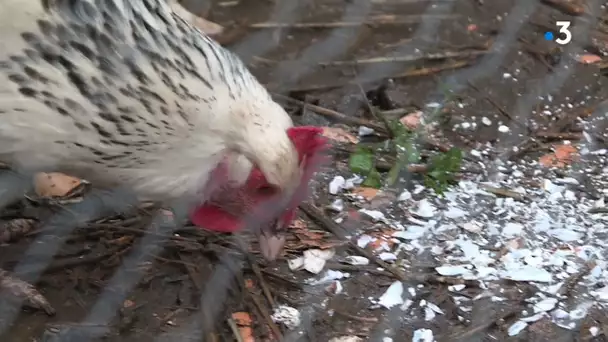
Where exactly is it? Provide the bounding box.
[555,21,572,45]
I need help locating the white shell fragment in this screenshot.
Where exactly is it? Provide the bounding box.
[412,328,434,342]
[359,209,386,222]
[508,321,528,336]
[329,176,346,195]
[345,256,370,265]
[358,126,375,136]
[271,305,301,330]
[319,102,608,335]
[329,337,364,342]
[378,281,404,309]
[533,298,558,313]
[288,249,336,274]
[411,199,436,218]
[499,267,553,283]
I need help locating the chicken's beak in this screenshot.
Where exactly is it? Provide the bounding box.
[258,223,286,262]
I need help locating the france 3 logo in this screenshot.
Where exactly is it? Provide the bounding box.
[544,21,572,45]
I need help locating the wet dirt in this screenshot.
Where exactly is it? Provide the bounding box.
[2,0,608,341]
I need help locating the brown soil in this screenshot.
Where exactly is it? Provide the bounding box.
[2,0,608,341]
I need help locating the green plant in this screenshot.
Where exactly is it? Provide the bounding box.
[348,84,462,192]
[348,145,383,188]
[424,147,462,195]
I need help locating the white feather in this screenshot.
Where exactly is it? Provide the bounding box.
[0,0,298,202]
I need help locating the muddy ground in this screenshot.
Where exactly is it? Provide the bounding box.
[2,0,608,341]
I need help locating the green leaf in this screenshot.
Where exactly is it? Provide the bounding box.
[424,147,463,196]
[424,175,449,195]
[362,169,382,188]
[429,169,443,179]
[348,146,374,175]
[387,119,409,136]
[434,147,463,172]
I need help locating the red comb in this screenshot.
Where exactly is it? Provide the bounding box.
[286,126,329,164]
[285,126,330,205]
[242,126,328,185]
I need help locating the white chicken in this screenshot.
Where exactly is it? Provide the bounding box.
[0,0,327,261]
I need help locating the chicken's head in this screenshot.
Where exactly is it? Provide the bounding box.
[190,126,328,260]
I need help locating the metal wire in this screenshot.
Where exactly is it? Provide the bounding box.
[0,0,604,340]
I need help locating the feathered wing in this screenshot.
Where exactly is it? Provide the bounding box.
[0,0,290,200]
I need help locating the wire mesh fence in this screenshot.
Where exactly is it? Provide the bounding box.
[0,0,607,341]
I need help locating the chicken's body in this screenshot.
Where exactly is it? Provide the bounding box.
[0,0,298,202]
[0,0,330,315]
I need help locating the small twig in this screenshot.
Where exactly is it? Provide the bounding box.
[544,105,595,133]
[468,81,528,131]
[379,108,410,118]
[178,253,203,292]
[299,203,408,283]
[88,224,201,244]
[588,207,608,214]
[479,184,526,201]
[19,248,127,275]
[90,215,142,227]
[227,318,245,342]
[325,263,396,278]
[259,269,304,290]
[249,261,276,308]
[355,82,394,139]
[333,309,379,323]
[155,308,185,330]
[274,60,470,93]
[558,263,591,297]
[319,50,488,66]
[250,14,460,29]
[416,274,480,288]
[227,233,279,309]
[535,131,582,140]
[273,93,387,133]
[505,138,540,160]
[150,254,199,269]
[540,0,586,16]
[443,307,520,340]
[247,289,283,340]
[518,37,554,70]
[393,60,470,78]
